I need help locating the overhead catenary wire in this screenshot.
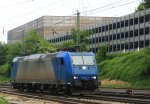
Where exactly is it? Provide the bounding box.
[0,0,34,9]
[80,0,127,15]
[3,0,137,25]
[1,0,64,28]
[1,0,141,37]
[69,0,140,26]
[40,0,141,37]
[86,0,138,15]
[5,0,139,32]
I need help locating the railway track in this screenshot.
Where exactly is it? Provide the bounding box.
[84,93,150,104]
[0,88,104,104]
[0,83,150,104]
[0,83,11,87]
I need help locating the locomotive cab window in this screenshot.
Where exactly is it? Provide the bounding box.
[71,56,95,65]
[71,56,83,65]
[83,56,95,65]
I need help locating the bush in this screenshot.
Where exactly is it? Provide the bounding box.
[0,63,10,76]
[98,47,150,88]
[96,45,107,63]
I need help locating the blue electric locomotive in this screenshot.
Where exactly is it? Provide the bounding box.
[11,51,99,94]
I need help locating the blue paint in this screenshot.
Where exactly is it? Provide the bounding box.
[11,51,98,86]
[11,57,19,81]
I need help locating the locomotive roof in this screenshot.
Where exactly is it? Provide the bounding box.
[70,52,95,56]
[12,51,94,62]
[13,53,57,62]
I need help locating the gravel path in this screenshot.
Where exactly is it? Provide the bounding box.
[0,93,60,104]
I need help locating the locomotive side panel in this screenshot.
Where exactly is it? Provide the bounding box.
[15,54,57,84]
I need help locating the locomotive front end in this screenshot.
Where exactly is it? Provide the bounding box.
[71,52,99,91]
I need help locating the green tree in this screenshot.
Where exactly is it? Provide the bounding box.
[60,28,90,51]
[6,42,22,64]
[96,45,107,63]
[0,42,22,76]
[0,42,7,65]
[136,0,150,11]
[71,28,89,45]
[25,29,56,55]
[61,41,75,49]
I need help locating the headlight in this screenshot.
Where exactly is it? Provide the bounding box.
[73,76,78,79]
[92,76,96,79]
[82,66,87,70]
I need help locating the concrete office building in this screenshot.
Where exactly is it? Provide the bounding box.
[7,16,111,43]
[48,9,150,53]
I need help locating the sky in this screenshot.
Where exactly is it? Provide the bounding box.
[0,0,142,43]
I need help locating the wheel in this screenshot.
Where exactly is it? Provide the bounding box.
[66,85,72,95]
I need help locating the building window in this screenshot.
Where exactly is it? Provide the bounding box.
[109,45,112,52]
[109,24,112,30]
[121,32,124,39]
[102,37,105,42]
[121,44,124,50]
[95,28,98,33]
[105,36,108,41]
[113,45,116,51]
[113,23,116,29]
[145,27,149,34]
[117,33,120,39]
[134,18,138,24]
[134,30,138,36]
[56,38,58,42]
[106,25,108,31]
[140,41,144,48]
[113,34,116,40]
[145,14,150,22]
[99,27,101,33]
[145,40,149,46]
[140,28,144,35]
[134,41,138,48]
[125,32,128,38]
[130,19,133,25]
[117,44,120,51]
[109,35,112,40]
[130,42,133,49]
[130,31,133,37]
[64,36,67,41]
[102,26,105,32]
[140,16,144,23]
[117,22,120,28]
[93,38,96,44]
[125,43,128,49]
[125,20,129,27]
[99,37,101,42]
[121,21,124,27]
[96,37,98,43]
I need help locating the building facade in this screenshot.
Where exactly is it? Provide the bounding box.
[48,9,150,53]
[7,16,111,43]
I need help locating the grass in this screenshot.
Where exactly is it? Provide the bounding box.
[0,94,8,104]
[98,47,150,89]
[100,79,132,88]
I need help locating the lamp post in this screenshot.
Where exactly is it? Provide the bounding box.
[106,43,110,55]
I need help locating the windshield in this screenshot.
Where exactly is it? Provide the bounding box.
[71,56,95,65]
